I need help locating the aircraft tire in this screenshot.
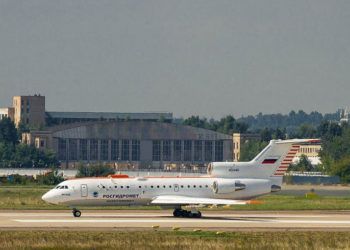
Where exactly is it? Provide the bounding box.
[73,210,81,217]
[173,209,182,217]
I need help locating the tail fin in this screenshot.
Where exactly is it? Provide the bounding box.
[208,139,320,182]
[252,139,320,178]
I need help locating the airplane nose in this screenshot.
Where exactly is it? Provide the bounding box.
[42,191,58,204]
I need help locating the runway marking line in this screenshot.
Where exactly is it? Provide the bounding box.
[13,219,350,224]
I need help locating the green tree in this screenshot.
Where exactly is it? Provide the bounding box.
[37,170,64,185]
[240,140,268,161]
[0,117,18,145]
[288,155,313,172]
[330,157,350,183]
[260,128,272,142]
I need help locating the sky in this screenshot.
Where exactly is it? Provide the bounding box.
[0,0,349,119]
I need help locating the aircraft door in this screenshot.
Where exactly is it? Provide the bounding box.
[174,184,179,192]
[81,184,88,197]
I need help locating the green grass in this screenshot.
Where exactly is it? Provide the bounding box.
[1,185,350,210]
[0,231,349,249]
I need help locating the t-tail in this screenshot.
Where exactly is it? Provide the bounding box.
[208,139,321,186]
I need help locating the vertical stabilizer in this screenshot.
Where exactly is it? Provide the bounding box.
[252,139,320,178]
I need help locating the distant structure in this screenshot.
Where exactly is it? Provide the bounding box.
[232,133,260,161]
[0,95,172,128]
[0,107,14,121]
[339,108,349,124]
[12,95,46,128]
[293,142,322,166]
[23,121,233,169]
[1,95,232,169]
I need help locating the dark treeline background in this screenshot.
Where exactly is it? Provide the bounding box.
[179,110,340,135]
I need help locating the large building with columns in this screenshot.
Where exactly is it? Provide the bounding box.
[23,121,233,169]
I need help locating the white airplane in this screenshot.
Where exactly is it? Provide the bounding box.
[42,139,319,218]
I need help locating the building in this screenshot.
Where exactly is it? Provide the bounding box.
[1,95,172,128]
[339,108,349,124]
[293,143,322,166]
[46,111,173,125]
[23,121,233,169]
[12,95,46,128]
[0,107,14,120]
[232,133,260,161]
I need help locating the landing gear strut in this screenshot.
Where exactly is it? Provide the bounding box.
[173,208,202,218]
[72,208,81,217]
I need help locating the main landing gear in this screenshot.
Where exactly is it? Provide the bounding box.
[72,208,81,217]
[173,208,202,218]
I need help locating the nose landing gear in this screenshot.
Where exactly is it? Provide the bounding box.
[72,208,81,217]
[173,208,202,218]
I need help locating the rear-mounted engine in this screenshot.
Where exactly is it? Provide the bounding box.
[212,179,246,194]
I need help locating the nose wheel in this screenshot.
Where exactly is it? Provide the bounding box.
[173,208,201,218]
[72,209,81,217]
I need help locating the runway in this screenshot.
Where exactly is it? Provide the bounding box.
[2,210,350,231]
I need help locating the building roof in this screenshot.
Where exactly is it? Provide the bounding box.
[45,121,232,140]
[46,111,173,121]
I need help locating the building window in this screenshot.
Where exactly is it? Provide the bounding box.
[80,139,88,160]
[111,140,119,161]
[194,140,202,161]
[58,139,67,161]
[152,140,161,161]
[173,140,182,161]
[184,140,192,161]
[131,140,140,161]
[100,140,109,161]
[69,139,78,161]
[90,139,98,161]
[163,140,171,161]
[121,140,129,161]
[215,141,223,161]
[204,141,213,161]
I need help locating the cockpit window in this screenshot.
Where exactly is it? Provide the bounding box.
[56,186,61,189]
[60,186,65,189]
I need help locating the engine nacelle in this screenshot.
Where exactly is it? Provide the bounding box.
[212,179,246,194]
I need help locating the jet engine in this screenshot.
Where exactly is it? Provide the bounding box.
[212,179,246,194]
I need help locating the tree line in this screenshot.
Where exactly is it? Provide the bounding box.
[0,117,59,168]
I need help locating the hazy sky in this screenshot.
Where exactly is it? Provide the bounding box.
[0,0,349,118]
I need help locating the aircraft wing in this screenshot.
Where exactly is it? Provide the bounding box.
[151,195,253,206]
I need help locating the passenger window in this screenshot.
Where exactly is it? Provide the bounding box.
[188,185,190,188]
[193,185,196,188]
[151,186,154,188]
[115,186,118,188]
[205,185,208,188]
[180,185,184,188]
[121,186,123,188]
[139,186,142,188]
[199,185,202,188]
[127,186,130,189]
[157,185,160,188]
[163,185,166,188]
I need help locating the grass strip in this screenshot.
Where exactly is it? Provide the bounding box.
[0,230,349,250]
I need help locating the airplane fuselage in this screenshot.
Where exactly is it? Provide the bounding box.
[44,176,272,207]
